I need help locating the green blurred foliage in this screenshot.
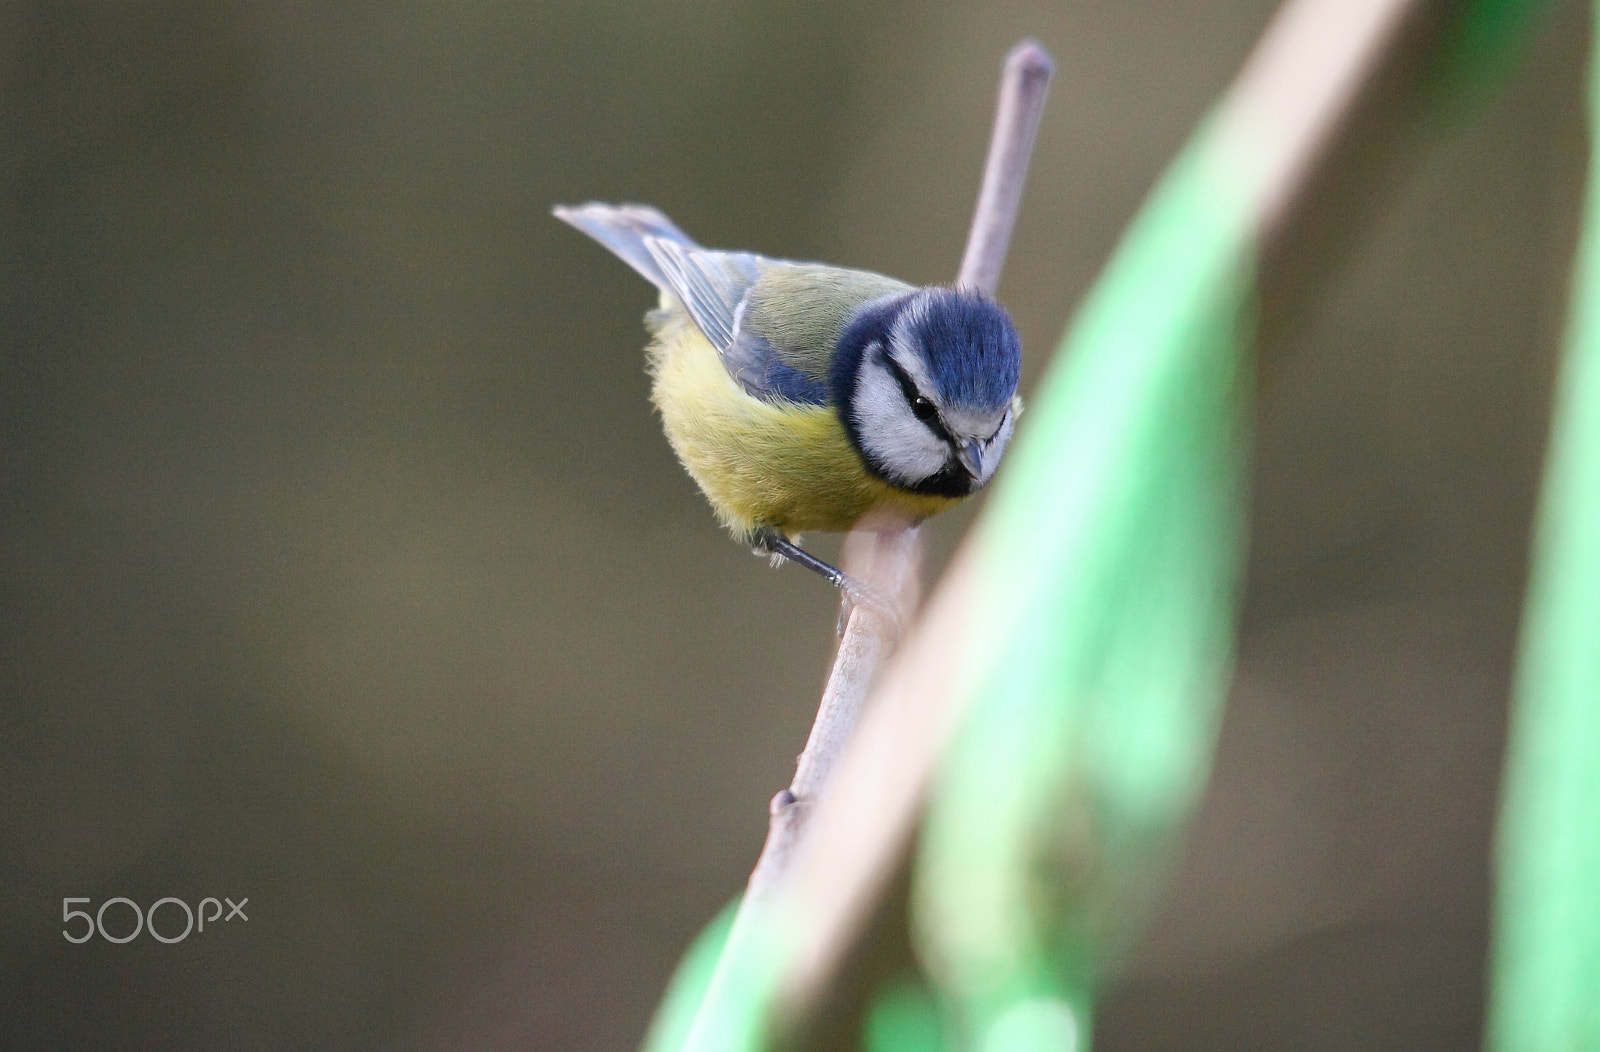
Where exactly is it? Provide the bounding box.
[1488,2,1600,1046]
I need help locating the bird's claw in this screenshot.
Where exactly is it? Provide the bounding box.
[748,527,904,636]
[836,574,903,637]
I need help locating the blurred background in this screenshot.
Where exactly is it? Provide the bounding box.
[0,0,1586,1047]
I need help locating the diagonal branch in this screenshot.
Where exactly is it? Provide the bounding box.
[771,0,1508,1028]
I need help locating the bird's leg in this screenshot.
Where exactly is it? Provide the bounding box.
[750,527,902,634]
[752,528,846,588]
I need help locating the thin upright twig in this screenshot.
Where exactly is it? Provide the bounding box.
[960,40,1057,293]
[743,521,921,906]
[742,36,1054,908]
[678,39,1054,1051]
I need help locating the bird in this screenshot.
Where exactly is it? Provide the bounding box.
[553,202,1022,607]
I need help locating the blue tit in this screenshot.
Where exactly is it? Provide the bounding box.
[554,202,1022,595]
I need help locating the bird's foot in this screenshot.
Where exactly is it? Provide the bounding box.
[751,527,903,636]
[835,574,903,637]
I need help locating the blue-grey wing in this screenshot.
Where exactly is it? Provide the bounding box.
[643,238,830,405]
[554,202,832,406]
[643,237,758,351]
[552,202,698,291]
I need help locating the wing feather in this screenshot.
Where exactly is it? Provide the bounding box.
[552,202,698,290]
[643,237,762,352]
[555,201,909,407]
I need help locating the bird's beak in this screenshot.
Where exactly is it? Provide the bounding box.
[956,438,984,480]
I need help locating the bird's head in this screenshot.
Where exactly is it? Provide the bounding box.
[831,287,1022,498]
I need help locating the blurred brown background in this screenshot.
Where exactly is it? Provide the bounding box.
[0,0,1585,1048]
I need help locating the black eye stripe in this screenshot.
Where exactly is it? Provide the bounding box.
[878,345,921,404]
[880,346,955,445]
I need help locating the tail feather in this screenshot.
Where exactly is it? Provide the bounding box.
[552,202,700,292]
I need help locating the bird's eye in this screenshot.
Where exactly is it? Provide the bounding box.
[911,396,937,422]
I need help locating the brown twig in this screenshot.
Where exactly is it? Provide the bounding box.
[679,40,1053,1050]
[960,39,1057,293]
[743,521,921,907]
[743,35,1054,909]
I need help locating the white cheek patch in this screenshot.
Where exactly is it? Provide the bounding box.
[854,358,949,486]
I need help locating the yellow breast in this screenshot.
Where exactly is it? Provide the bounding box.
[645,309,961,540]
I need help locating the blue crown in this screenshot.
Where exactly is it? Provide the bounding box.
[910,289,1021,411]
